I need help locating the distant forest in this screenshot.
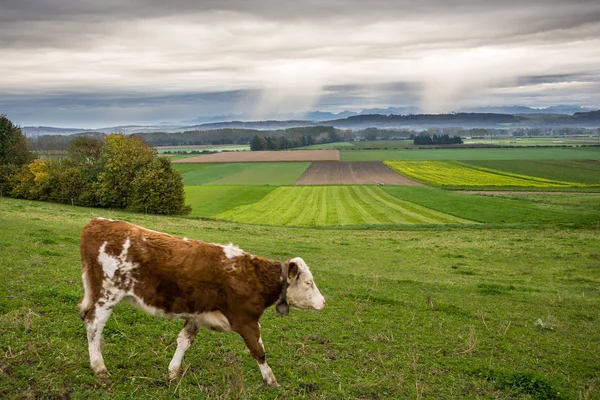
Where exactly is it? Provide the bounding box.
[28,126,353,151]
[26,125,599,152]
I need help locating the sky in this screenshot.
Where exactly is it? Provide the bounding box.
[1,0,600,128]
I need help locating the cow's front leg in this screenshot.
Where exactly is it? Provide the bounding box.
[168,320,199,381]
[237,321,279,386]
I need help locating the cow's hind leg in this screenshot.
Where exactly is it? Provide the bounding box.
[84,291,123,376]
[168,320,199,380]
[237,321,279,386]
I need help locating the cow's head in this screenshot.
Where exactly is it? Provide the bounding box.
[284,257,325,311]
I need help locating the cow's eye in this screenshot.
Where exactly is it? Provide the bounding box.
[306,281,312,286]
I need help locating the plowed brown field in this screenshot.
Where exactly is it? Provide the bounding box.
[172,150,339,163]
[294,161,423,185]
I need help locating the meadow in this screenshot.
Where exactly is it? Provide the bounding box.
[173,162,310,186]
[4,143,599,399]
[340,147,600,161]
[1,198,599,399]
[215,186,473,226]
[463,160,600,185]
[384,161,590,189]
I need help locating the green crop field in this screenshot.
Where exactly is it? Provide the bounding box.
[382,186,600,227]
[1,197,599,399]
[184,186,275,216]
[297,142,355,150]
[465,137,600,146]
[182,185,600,228]
[384,160,591,189]
[462,159,600,184]
[173,162,310,186]
[470,192,600,212]
[216,186,476,226]
[156,145,250,154]
[341,147,600,161]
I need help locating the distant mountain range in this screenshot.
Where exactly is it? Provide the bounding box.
[458,105,596,115]
[21,106,600,136]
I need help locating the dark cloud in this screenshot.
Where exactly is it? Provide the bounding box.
[1,0,599,125]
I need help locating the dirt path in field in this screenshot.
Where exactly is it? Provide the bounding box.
[172,150,340,163]
[458,191,591,195]
[294,161,424,185]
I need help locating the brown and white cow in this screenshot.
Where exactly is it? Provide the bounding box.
[78,218,325,386]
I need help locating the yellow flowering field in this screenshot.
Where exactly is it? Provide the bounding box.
[384,160,587,188]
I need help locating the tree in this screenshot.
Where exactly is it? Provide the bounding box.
[129,157,191,215]
[63,137,105,206]
[96,134,156,208]
[0,115,35,195]
[250,135,263,151]
[0,115,34,166]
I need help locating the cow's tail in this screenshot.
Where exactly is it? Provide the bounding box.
[78,268,93,320]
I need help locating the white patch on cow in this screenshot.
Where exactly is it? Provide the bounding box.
[79,271,92,315]
[183,237,189,241]
[258,361,278,386]
[194,311,232,332]
[98,242,119,279]
[129,296,232,331]
[129,297,171,318]
[168,327,195,379]
[95,217,115,221]
[285,257,326,311]
[258,336,264,349]
[221,243,244,259]
[98,238,137,283]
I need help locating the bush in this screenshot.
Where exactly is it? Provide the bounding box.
[129,157,191,215]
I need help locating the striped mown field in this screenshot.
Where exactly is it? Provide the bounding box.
[384,160,591,188]
[215,186,474,226]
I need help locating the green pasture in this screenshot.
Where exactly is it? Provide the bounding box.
[184,186,275,217]
[180,185,600,228]
[341,147,600,161]
[216,186,473,226]
[382,186,600,228]
[296,142,355,150]
[463,159,600,184]
[473,192,600,212]
[465,137,600,146]
[173,162,310,186]
[1,198,599,399]
[156,145,250,153]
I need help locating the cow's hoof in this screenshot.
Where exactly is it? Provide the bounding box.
[168,370,179,382]
[94,367,110,380]
[265,378,280,387]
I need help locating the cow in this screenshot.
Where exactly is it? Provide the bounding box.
[78,218,325,386]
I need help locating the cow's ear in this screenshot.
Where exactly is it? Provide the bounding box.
[288,261,300,280]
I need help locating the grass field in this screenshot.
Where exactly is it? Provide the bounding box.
[463,160,600,184]
[179,185,600,228]
[184,186,275,217]
[341,147,600,161]
[216,186,473,226]
[156,145,250,153]
[297,142,355,150]
[384,160,590,189]
[173,162,310,186]
[382,186,600,228]
[1,198,599,399]
[471,192,600,212]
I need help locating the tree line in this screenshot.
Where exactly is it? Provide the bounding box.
[1,115,190,215]
[413,133,463,145]
[249,129,345,151]
[27,126,352,151]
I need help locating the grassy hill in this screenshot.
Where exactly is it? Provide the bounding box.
[1,197,599,399]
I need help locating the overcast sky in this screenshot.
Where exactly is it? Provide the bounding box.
[1,0,600,127]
